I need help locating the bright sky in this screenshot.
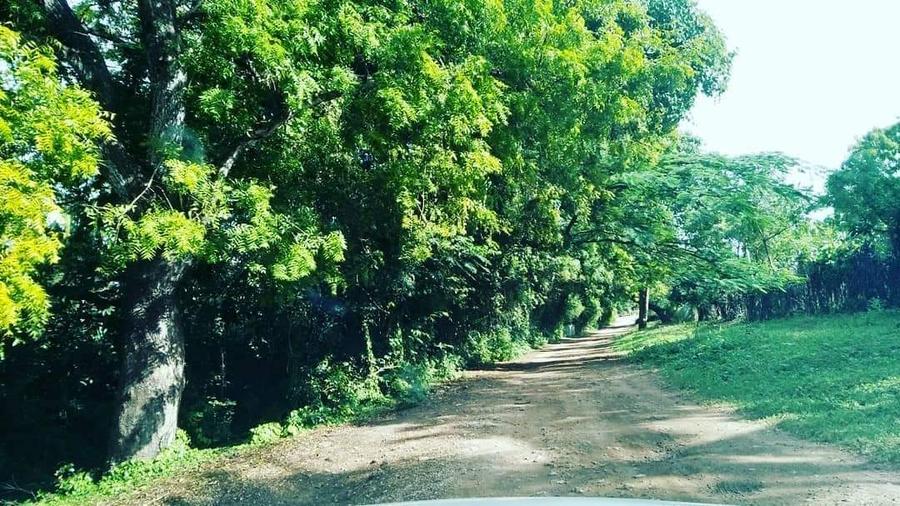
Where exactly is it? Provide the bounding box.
[683,0,900,192]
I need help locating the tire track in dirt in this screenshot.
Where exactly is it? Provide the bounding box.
[130,317,900,505]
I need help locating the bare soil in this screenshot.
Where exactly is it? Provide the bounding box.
[130,317,900,505]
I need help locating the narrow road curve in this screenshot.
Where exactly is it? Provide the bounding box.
[144,318,900,505]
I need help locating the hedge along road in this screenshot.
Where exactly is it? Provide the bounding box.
[122,316,900,505]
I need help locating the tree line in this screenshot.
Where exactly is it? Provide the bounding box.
[0,0,896,494]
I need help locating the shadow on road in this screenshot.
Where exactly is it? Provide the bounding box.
[152,318,900,506]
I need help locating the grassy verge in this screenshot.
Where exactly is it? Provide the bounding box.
[31,392,413,506]
[28,433,222,505]
[615,310,900,464]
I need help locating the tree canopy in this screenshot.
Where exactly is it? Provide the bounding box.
[0,26,111,338]
[827,122,900,255]
[0,0,895,496]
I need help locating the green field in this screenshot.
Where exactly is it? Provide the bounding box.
[616,310,900,464]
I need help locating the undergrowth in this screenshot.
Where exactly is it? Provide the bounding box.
[22,326,549,505]
[28,432,220,505]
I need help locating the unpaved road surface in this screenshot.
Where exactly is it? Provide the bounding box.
[137,318,900,505]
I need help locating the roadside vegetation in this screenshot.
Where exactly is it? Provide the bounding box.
[617,310,900,465]
[1,0,898,503]
[27,354,464,505]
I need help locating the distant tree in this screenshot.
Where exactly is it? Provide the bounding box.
[826,122,900,257]
[580,138,813,321]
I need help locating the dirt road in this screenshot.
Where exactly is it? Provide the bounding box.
[142,317,900,505]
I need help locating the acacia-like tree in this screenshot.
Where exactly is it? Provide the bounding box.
[3,0,734,466]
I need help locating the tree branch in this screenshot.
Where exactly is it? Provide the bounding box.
[574,234,734,278]
[35,0,136,200]
[77,26,135,47]
[36,0,115,108]
[562,212,579,248]
[178,0,204,25]
[216,90,343,177]
[216,107,292,178]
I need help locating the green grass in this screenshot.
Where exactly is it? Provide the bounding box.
[616,310,900,464]
[29,432,224,505]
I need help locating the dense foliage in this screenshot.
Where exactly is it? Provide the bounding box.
[0,0,895,499]
[729,122,900,319]
[0,27,111,339]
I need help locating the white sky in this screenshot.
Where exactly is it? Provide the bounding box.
[682,0,900,191]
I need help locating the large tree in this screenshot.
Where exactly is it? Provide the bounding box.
[2,0,732,466]
[6,0,345,462]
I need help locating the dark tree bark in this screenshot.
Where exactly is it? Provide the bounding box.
[108,0,190,463]
[37,0,115,104]
[137,0,187,170]
[108,258,189,462]
[648,301,675,324]
[637,287,649,330]
[35,0,192,463]
[35,0,137,199]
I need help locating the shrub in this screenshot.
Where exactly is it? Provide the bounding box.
[463,326,531,365]
[53,465,94,498]
[384,354,464,406]
[867,297,885,312]
[575,297,603,333]
[248,422,285,445]
[185,397,237,447]
[384,362,432,406]
[563,294,586,324]
[599,306,617,327]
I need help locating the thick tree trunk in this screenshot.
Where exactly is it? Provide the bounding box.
[637,287,649,330]
[108,0,190,464]
[38,0,192,463]
[138,0,187,168]
[109,258,188,463]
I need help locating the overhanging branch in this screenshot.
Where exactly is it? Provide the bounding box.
[216,90,342,177]
[35,0,137,200]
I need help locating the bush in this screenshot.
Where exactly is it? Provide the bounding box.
[383,355,461,407]
[185,397,237,447]
[599,306,617,327]
[526,330,549,348]
[575,297,603,333]
[296,359,383,415]
[53,465,94,498]
[248,422,285,445]
[36,430,212,504]
[867,297,885,312]
[463,327,530,365]
[673,304,698,323]
[563,294,586,324]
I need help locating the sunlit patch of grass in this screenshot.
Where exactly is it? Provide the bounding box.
[612,322,699,354]
[620,310,900,464]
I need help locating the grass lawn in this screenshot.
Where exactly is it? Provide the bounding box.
[615,310,900,464]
